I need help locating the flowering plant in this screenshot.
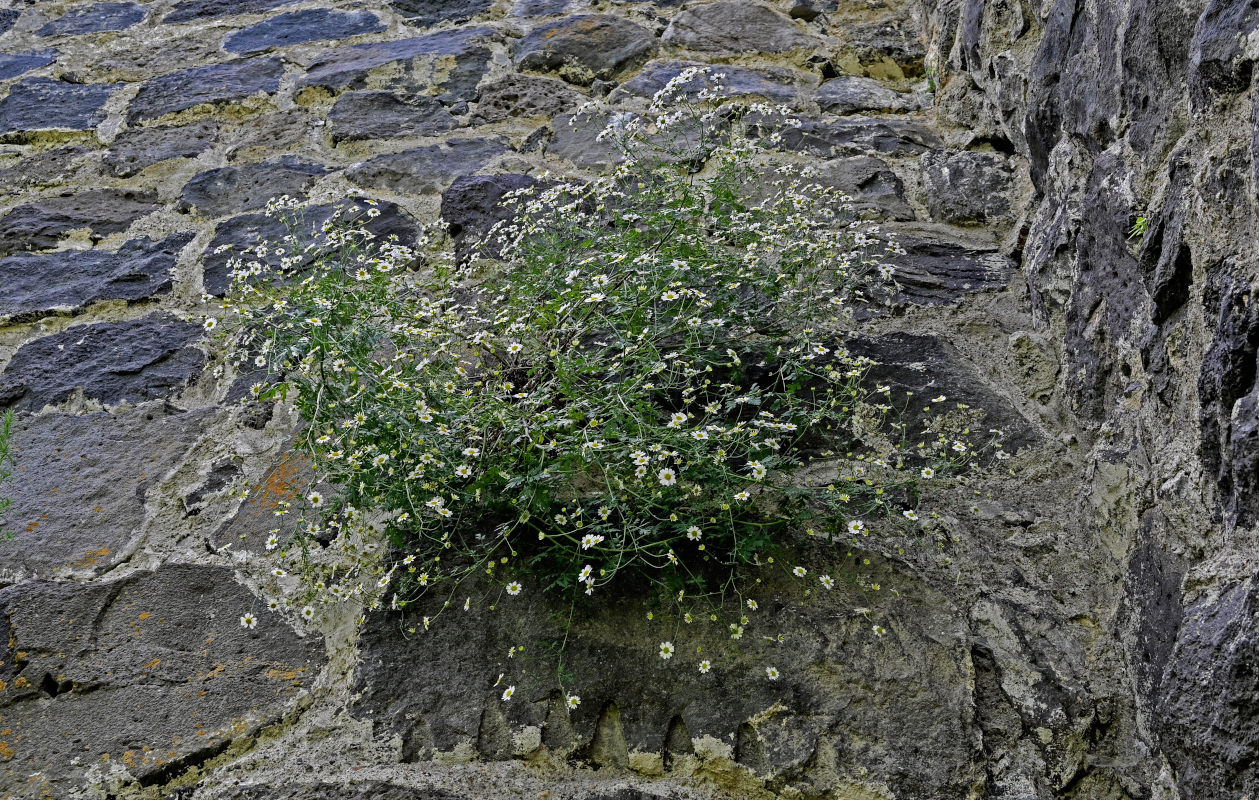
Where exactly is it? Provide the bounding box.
[219,69,997,630]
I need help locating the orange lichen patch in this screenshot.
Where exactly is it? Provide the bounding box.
[92,506,104,513]
[24,521,37,533]
[70,547,112,569]
[253,452,312,512]
[265,668,301,683]
[0,742,12,760]
[143,658,161,670]
[0,680,7,692]
[138,612,152,621]
[12,678,28,690]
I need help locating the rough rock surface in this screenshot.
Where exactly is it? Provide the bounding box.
[514,15,658,86]
[0,407,211,581]
[225,9,384,54]
[0,564,325,794]
[0,189,160,256]
[328,91,456,142]
[0,313,204,411]
[0,1,1252,799]
[0,77,120,138]
[178,156,332,218]
[0,233,191,322]
[662,1,818,54]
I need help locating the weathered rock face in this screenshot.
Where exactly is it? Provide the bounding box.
[0,564,324,795]
[0,0,1253,798]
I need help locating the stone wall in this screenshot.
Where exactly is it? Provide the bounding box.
[0,1,1254,799]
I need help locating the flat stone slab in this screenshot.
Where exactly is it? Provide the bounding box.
[611,59,800,104]
[0,233,192,322]
[162,0,299,24]
[0,564,325,794]
[0,50,57,81]
[0,407,211,581]
[846,331,1038,450]
[0,77,120,139]
[440,173,538,261]
[815,75,922,114]
[0,146,88,191]
[921,150,1015,224]
[885,226,1017,305]
[0,188,160,256]
[297,28,496,103]
[662,0,819,54]
[102,119,219,177]
[346,137,510,194]
[813,155,914,220]
[470,74,586,124]
[545,112,629,170]
[386,0,494,28]
[128,57,284,123]
[514,14,658,86]
[201,199,421,295]
[0,313,205,411]
[36,2,147,36]
[178,155,332,218]
[225,9,384,54]
[328,91,456,143]
[778,116,943,157]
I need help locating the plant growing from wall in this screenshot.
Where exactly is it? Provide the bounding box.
[216,68,1005,674]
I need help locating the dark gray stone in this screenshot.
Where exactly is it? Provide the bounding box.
[887,226,1017,306]
[662,0,818,54]
[0,564,325,794]
[163,0,299,23]
[813,155,913,220]
[0,313,205,411]
[36,2,146,36]
[102,120,219,177]
[225,9,384,54]
[0,50,57,81]
[815,75,920,114]
[0,9,19,36]
[0,146,88,190]
[846,332,1038,451]
[0,233,192,322]
[0,188,160,256]
[202,199,421,295]
[776,116,943,157]
[297,29,496,103]
[921,150,1014,223]
[0,407,211,580]
[440,173,538,261]
[610,59,799,104]
[386,0,494,28]
[470,74,586,124]
[352,559,978,795]
[178,155,332,218]
[128,57,284,123]
[1190,0,1259,105]
[328,91,456,143]
[346,137,509,194]
[545,112,625,170]
[0,78,119,139]
[1198,265,1259,527]
[514,15,658,86]
[514,0,571,15]
[1159,578,1259,800]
